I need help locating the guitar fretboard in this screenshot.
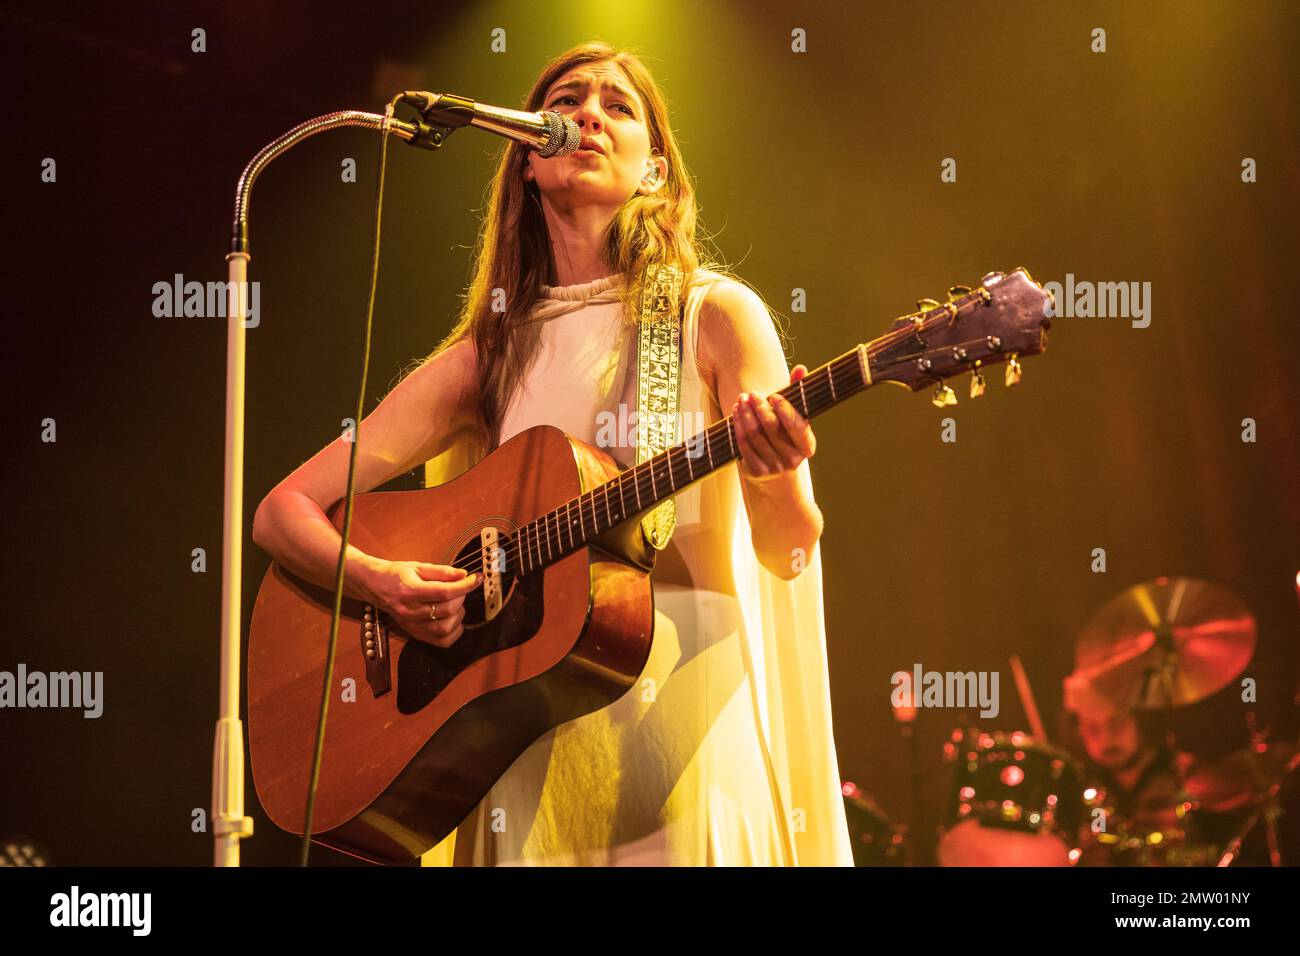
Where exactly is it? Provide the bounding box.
[502,345,872,576]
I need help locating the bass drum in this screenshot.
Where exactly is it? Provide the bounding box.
[937,729,1086,867]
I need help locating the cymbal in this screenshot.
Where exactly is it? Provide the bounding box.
[1177,742,1300,812]
[1075,577,1256,710]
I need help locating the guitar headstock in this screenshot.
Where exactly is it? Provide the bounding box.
[868,268,1053,405]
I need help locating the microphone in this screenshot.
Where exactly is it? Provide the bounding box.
[399,91,581,158]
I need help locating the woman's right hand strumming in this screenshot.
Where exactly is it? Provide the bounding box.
[363,560,482,648]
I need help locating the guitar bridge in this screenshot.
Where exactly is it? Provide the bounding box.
[481,526,503,622]
[361,604,392,697]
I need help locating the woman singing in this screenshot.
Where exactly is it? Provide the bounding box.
[252,41,852,866]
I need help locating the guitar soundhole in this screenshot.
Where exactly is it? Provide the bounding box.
[394,542,545,715]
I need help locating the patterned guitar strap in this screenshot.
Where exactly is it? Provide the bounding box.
[635,262,686,551]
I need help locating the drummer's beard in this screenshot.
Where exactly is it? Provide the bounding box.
[1107,746,1149,775]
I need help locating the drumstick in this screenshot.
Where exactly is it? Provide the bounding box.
[1009,654,1047,740]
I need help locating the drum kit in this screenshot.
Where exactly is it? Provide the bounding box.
[845,576,1299,867]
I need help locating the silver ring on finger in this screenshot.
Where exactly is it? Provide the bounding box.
[428,601,439,621]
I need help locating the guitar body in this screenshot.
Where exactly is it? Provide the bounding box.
[247,424,656,864]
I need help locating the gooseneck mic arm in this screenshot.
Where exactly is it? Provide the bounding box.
[229,110,420,255]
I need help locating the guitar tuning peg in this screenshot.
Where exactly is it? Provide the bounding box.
[916,298,941,313]
[932,383,958,407]
[948,285,972,300]
[970,365,987,398]
[1004,353,1022,386]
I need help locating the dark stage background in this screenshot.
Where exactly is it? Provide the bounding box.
[1,0,1297,865]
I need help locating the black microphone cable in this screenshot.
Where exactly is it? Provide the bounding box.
[298,95,401,866]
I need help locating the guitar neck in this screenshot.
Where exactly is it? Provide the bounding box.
[507,343,874,577]
[502,273,1048,578]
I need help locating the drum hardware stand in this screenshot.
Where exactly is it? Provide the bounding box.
[906,720,924,866]
[1132,624,1198,821]
[890,701,926,865]
[1216,750,1300,867]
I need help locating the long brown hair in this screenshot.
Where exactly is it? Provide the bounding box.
[424,40,745,455]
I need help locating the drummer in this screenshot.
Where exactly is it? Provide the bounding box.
[1062,672,1181,834]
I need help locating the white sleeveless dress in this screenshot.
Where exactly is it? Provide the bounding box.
[420,269,853,866]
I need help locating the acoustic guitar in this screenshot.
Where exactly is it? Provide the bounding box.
[247,267,1054,863]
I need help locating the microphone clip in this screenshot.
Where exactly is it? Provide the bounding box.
[402,117,459,152]
[397,92,473,152]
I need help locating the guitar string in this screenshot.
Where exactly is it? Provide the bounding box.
[509,337,899,572]
[437,352,861,582]
[440,337,913,580]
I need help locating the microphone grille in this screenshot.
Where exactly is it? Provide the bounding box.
[538,112,581,158]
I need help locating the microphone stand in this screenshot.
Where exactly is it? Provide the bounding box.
[212,107,454,867]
